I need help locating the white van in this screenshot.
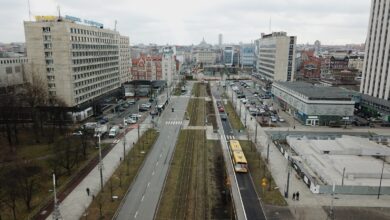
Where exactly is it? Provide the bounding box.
[108,126,120,138]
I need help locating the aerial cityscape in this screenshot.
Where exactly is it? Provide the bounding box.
[0,0,390,220]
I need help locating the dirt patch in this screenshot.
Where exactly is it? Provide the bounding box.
[323,206,390,220]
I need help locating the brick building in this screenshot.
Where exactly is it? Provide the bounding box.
[131,55,162,80]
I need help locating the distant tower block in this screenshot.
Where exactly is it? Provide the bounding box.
[218,33,223,47]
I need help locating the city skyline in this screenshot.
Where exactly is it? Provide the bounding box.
[1,0,369,45]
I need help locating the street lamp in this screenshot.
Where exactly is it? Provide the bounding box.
[378,156,385,199]
[98,134,104,192]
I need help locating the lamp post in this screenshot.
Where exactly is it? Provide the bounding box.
[98,134,104,191]
[378,156,385,199]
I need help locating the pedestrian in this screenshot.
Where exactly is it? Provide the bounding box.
[292,192,296,200]
[296,191,300,201]
[86,188,90,196]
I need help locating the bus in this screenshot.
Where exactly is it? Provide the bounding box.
[229,140,248,173]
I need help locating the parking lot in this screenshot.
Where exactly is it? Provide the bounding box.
[228,80,290,128]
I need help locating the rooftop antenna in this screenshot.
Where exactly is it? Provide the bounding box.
[269,17,272,33]
[57,5,61,18]
[27,0,31,21]
[114,20,117,31]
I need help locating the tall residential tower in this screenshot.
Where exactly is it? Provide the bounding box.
[360,0,390,116]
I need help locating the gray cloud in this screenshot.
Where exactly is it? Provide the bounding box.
[0,0,370,45]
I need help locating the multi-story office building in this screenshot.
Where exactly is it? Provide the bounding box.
[218,34,223,47]
[119,36,131,84]
[223,46,234,66]
[24,16,128,119]
[240,43,255,68]
[360,0,390,115]
[193,50,216,65]
[255,32,296,81]
[0,56,30,88]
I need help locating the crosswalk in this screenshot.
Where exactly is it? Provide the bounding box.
[165,120,183,125]
[225,135,235,140]
[113,139,120,144]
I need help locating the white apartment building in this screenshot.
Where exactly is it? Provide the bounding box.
[24,16,128,113]
[119,36,131,84]
[0,57,30,88]
[361,0,390,101]
[162,47,177,88]
[255,32,296,81]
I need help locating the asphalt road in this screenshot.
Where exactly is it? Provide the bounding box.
[213,83,267,220]
[115,83,193,220]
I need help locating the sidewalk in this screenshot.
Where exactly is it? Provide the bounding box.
[227,86,329,220]
[45,89,171,219]
[46,118,151,220]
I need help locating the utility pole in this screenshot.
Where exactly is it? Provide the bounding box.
[378,157,385,199]
[98,135,104,192]
[285,157,291,198]
[255,121,258,144]
[52,173,63,220]
[244,110,247,128]
[123,136,126,161]
[330,182,335,220]
[341,167,345,186]
[267,142,270,163]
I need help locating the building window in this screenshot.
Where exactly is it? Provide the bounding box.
[42,27,51,33]
[6,67,12,74]
[14,66,21,73]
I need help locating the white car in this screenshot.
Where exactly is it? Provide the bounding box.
[271,116,277,122]
[131,113,142,118]
[125,118,137,124]
[279,117,285,122]
[240,98,248,104]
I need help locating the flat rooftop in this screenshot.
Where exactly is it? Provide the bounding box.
[274,81,354,101]
[287,135,390,187]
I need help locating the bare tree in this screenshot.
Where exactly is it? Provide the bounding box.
[2,170,19,220]
[52,137,80,176]
[23,73,48,144]
[15,164,42,211]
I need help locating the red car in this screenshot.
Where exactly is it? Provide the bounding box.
[218,107,225,112]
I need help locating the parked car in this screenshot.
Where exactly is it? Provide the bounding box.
[150,110,159,116]
[131,113,142,119]
[278,117,285,122]
[127,100,136,105]
[72,130,83,136]
[108,126,120,138]
[218,107,225,112]
[94,124,108,137]
[221,115,227,120]
[125,118,137,124]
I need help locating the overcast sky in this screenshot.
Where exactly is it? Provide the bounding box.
[1,0,370,45]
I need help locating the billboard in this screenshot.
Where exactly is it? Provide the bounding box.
[35,16,57,22]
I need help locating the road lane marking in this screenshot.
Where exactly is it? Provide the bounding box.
[141,195,145,201]
[160,153,162,158]
[134,211,138,218]
[152,171,155,175]
[156,161,159,166]
[147,182,150,188]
